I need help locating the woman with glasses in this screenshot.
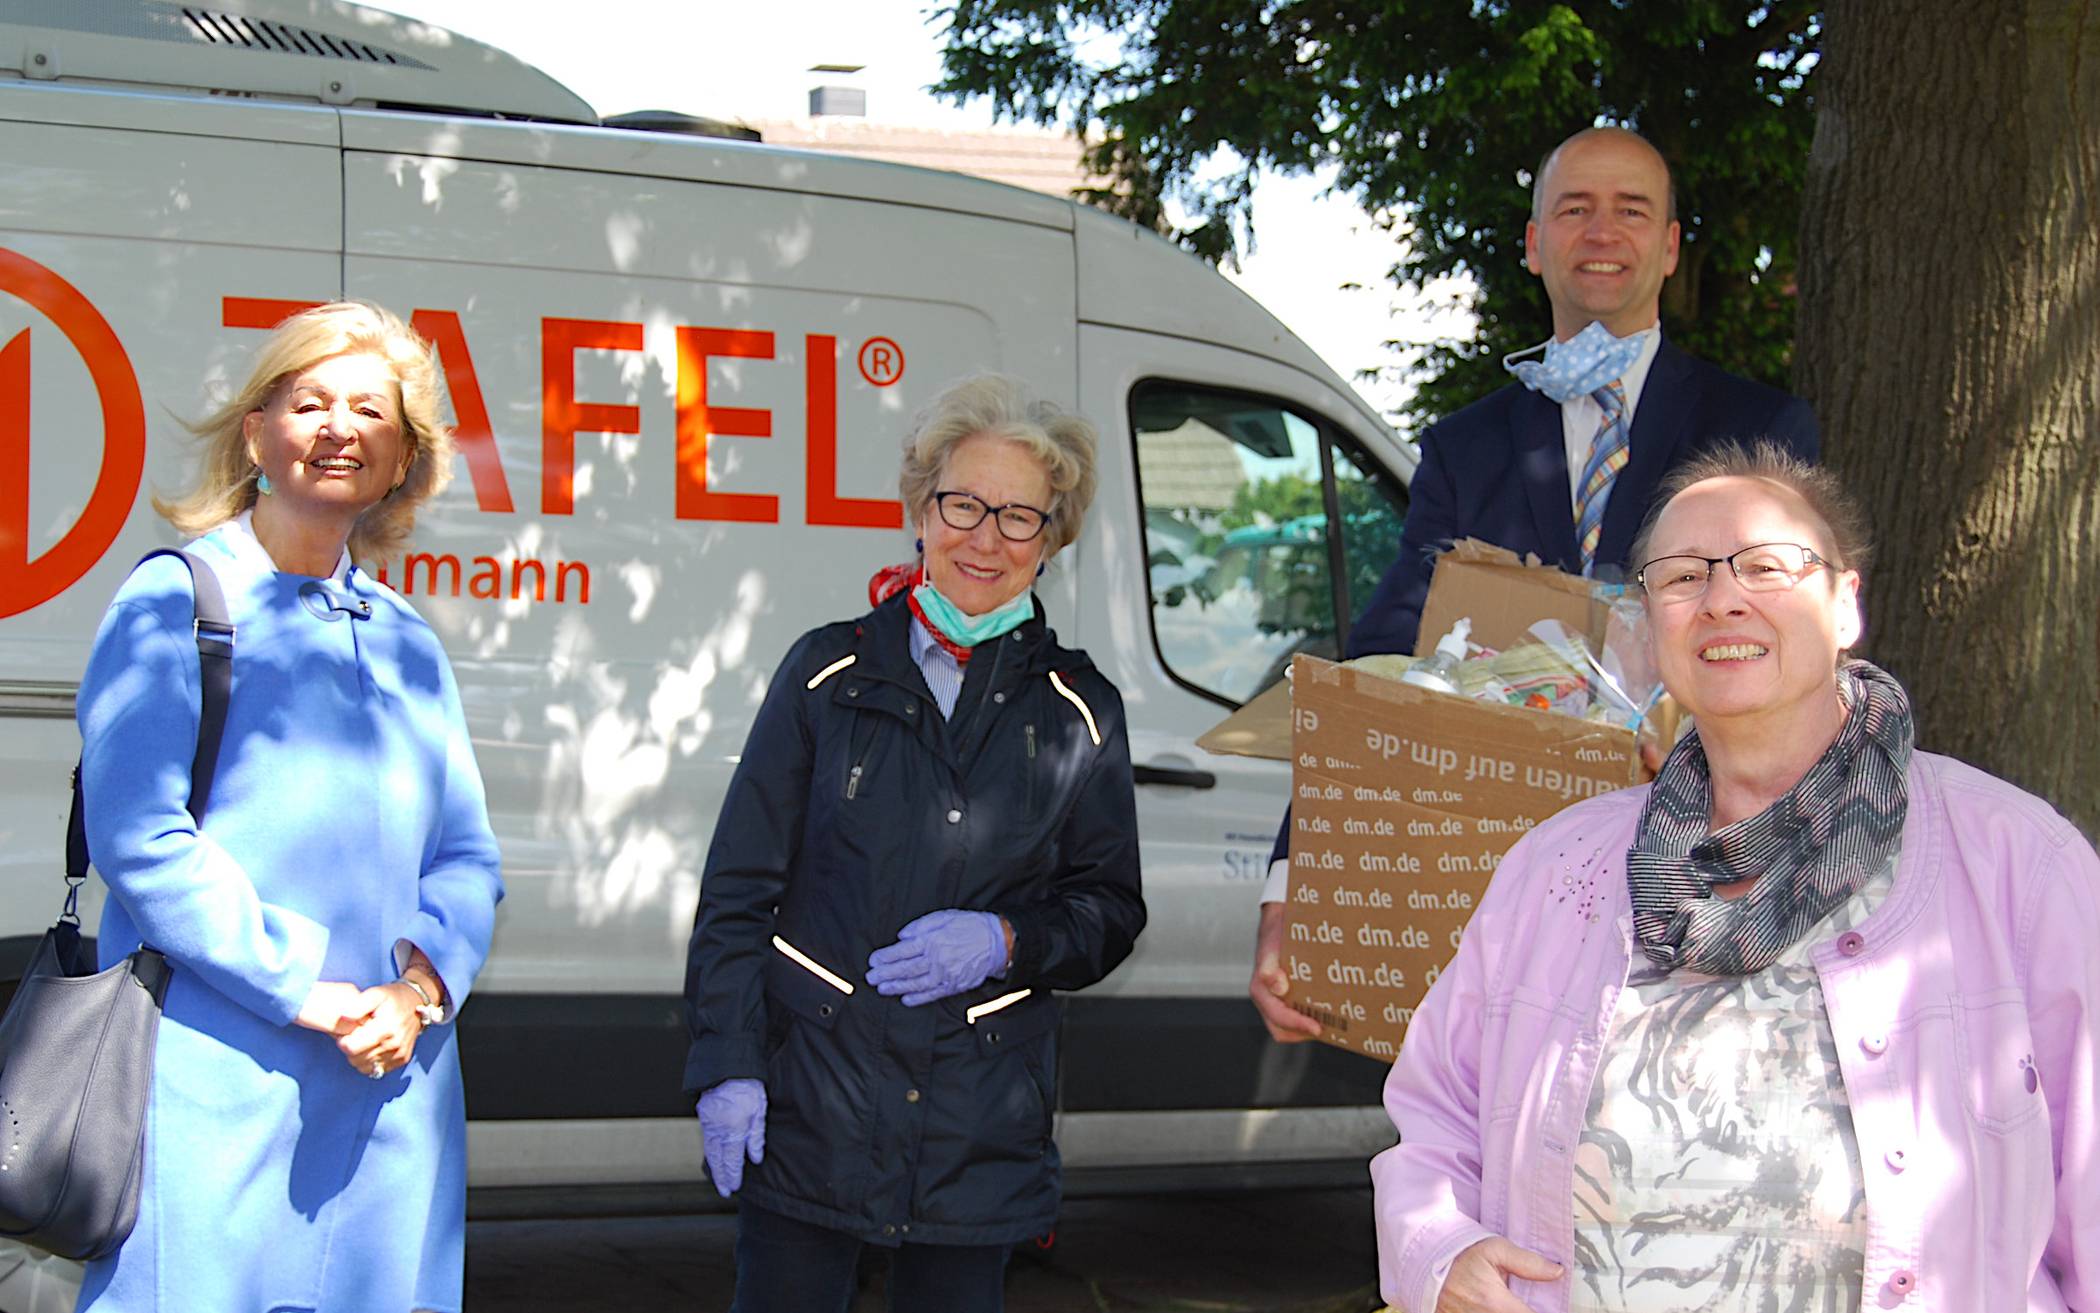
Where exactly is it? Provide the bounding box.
[682,374,1146,1312]
[1372,443,2097,1313]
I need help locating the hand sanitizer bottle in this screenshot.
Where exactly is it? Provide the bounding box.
[1399,617,1471,695]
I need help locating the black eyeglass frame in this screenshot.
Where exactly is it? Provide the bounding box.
[930,489,1053,543]
[1634,541,1837,599]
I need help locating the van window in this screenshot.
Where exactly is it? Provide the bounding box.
[1131,381,1407,705]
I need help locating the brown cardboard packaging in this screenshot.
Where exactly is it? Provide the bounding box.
[1199,540,1652,1062]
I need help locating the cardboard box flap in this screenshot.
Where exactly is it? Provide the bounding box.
[1416,538,1613,658]
[1195,674,1293,761]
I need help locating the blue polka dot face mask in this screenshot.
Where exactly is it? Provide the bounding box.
[1502,320,1646,403]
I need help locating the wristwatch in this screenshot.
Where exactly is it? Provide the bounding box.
[400,977,445,1029]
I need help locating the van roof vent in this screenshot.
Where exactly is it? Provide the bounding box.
[0,0,597,124]
[177,7,424,67]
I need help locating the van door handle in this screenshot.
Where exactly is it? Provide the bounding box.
[1132,764,1217,789]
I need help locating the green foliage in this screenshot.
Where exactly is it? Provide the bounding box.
[935,1,1820,430]
[1168,473,1405,641]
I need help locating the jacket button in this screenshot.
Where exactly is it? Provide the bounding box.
[1889,1269,1915,1296]
[946,809,962,824]
[847,687,859,698]
[1836,930,1866,957]
[906,701,916,716]
[905,1088,920,1103]
[993,691,1006,704]
[882,1224,895,1237]
[819,1003,834,1019]
[1885,1147,1907,1172]
[985,1031,999,1044]
[1861,1033,1888,1056]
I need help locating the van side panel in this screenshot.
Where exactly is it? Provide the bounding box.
[339,130,1078,1009]
[0,90,341,951]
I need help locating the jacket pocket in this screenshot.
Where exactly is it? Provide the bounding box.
[760,938,864,1208]
[969,991,1059,1154]
[1952,994,2045,1135]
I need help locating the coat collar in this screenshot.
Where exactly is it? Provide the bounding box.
[851,590,1073,683]
[1513,386,1581,572]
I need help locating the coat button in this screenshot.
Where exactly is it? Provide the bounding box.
[993,691,1006,704]
[818,1003,834,1019]
[1861,1033,1888,1056]
[946,809,962,824]
[847,687,859,698]
[1885,1147,1907,1172]
[1836,930,1866,957]
[882,1224,895,1237]
[905,1088,920,1103]
[1890,1269,1916,1296]
[905,701,916,716]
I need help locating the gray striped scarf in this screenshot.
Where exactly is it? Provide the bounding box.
[1627,660,1912,975]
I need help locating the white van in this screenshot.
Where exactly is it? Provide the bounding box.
[0,0,1416,1293]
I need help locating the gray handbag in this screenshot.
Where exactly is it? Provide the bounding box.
[0,551,229,1261]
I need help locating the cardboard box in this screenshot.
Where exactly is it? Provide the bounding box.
[1200,540,1651,1062]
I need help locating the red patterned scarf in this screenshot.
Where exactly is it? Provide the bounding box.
[868,562,972,665]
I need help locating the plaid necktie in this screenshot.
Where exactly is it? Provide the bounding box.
[1574,380,1630,575]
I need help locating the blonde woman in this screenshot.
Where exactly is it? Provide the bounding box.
[74,302,503,1313]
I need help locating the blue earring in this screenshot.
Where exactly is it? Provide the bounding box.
[256,471,274,497]
[1036,561,1046,578]
[914,537,923,553]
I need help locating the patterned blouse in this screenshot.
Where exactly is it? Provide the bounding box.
[1568,855,1897,1312]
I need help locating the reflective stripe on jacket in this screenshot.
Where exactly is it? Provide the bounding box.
[683,592,1146,1246]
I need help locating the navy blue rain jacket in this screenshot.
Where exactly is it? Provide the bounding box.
[682,593,1146,1246]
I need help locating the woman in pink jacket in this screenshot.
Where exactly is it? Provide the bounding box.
[1374,444,2098,1313]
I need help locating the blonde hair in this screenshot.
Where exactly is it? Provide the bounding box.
[155,301,453,564]
[898,374,1099,556]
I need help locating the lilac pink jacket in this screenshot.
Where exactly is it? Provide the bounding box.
[1372,751,2099,1313]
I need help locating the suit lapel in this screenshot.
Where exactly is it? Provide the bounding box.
[1514,386,1581,571]
[1600,340,1697,571]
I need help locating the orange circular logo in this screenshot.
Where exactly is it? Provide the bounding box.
[0,249,145,619]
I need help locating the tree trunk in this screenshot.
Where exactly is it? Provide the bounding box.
[1796,0,2100,836]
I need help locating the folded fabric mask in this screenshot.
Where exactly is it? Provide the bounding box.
[1503,320,1648,403]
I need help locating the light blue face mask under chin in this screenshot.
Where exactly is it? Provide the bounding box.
[912,578,1035,647]
[1502,319,1646,402]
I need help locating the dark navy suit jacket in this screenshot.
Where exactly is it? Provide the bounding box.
[1346,339,1820,660]
[1270,341,1818,865]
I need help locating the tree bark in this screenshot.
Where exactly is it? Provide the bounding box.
[1796,0,2100,836]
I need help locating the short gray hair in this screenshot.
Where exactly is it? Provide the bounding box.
[898,374,1099,556]
[1630,440,1873,579]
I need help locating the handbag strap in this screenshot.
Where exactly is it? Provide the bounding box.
[64,549,235,921]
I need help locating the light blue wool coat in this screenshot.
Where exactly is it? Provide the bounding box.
[72,523,503,1313]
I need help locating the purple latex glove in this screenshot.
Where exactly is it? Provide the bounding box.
[695,1078,766,1197]
[865,909,1009,1007]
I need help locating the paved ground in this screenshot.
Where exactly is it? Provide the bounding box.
[464,1187,1384,1312]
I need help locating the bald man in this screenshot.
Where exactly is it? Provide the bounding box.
[1250,126,1820,1044]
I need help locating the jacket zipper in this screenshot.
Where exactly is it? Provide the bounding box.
[846,763,863,799]
[1024,722,1037,819]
